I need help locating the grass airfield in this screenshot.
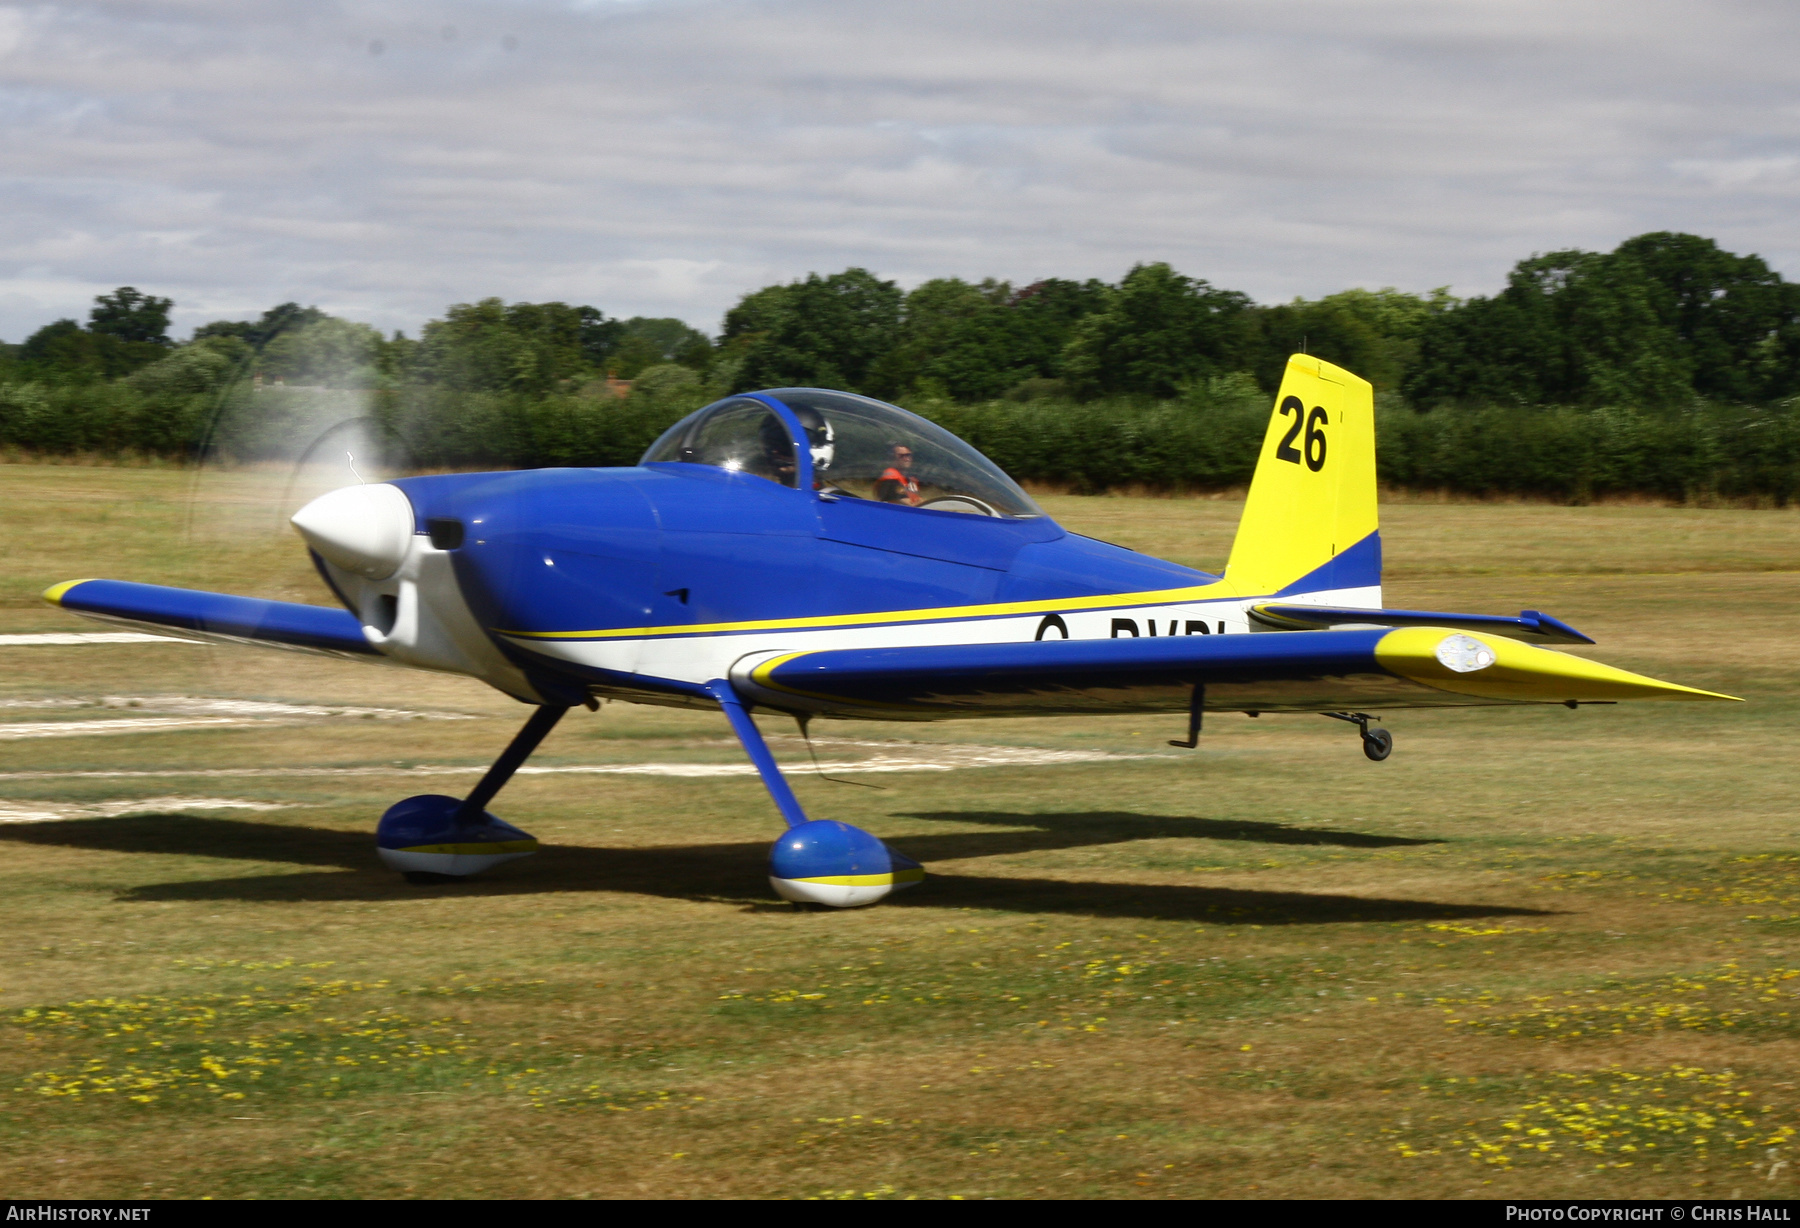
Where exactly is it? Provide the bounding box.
[0,463,1797,1199]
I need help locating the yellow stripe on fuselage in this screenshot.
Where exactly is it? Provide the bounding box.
[781,869,927,887]
[492,578,1236,642]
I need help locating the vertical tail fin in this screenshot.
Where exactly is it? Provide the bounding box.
[1223,355,1380,602]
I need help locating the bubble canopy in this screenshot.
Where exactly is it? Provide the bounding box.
[640,389,1044,519]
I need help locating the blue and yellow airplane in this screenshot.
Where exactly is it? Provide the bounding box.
[43,356,1735,906]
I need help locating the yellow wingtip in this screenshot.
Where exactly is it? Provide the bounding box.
[1375,627,1741,704]
[41,579,94,606]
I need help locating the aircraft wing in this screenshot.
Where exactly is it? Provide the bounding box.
[730,627,1732,719]
[1248,604,1594,644]
[43,579,379,660]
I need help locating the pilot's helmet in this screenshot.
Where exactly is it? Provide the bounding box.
[792,404,835,473]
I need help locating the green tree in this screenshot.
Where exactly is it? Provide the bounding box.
[416,299,603,395]
[609,317,712,379]
[19,318,161,381]
[720,283,797,349]
[191,320,257,344]
[729,269,903,393]
[124,336,250,453]
[89,287,173,345]
[575,306,625,373]
[1613,232,1800,403]
[871,278,1015,400]
[1246,288,1453,396]
[1006,278,1109,381]
[1060,263,1253,399]
[869,277,1108,402]
[627,362,706,411]
[1406,248,1692,408]
[192,305,398,388]
[258,316,385,388]
[16,286,179,381]
[127,336,247,398]
[193,303,328,349]
[1551,251,1693,406]
[1405,234,1800,409]
[19,320,100,378]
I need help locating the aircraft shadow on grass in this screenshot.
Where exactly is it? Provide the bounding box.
[0,810,1549,925]
[898,810,1439,851]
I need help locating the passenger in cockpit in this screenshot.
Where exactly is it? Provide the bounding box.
[874,443,921,506]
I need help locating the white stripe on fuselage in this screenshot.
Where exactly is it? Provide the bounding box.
[497,587,1382,691]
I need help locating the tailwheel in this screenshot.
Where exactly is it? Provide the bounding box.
[1324,711,1392,761]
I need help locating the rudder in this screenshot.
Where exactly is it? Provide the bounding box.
[1222,355,1379,601]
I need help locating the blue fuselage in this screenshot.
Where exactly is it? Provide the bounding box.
[391,464,1215,643]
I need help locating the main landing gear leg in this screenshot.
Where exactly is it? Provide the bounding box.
[705,679,922,909]
[1168,683,1205,748]
[1323,711,1393,761]
[377,703,571,883]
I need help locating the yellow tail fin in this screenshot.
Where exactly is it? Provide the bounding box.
[1223,355,1380,600]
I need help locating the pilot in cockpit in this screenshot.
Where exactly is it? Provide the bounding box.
[646,389,1042,519]
[796,405,843,496]
[762,405,847,495]
[874,443,922,506]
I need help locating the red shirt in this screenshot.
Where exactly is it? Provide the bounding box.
[878,467,920,506]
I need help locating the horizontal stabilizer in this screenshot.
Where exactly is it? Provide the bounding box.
[732,627,1732,719]
[43,579,377,660]
[1249,604,1594,645]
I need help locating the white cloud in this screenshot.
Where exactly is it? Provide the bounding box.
[0,0,1797,342]
[1671,156,1800,188]
[0,7,26,59]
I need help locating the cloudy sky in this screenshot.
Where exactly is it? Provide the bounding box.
[1,0,1795,342]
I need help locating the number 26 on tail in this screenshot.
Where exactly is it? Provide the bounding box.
[1274,396,1327,472]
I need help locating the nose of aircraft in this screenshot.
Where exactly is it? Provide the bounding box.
[291,483,417,580]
